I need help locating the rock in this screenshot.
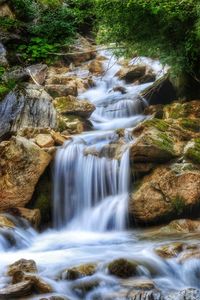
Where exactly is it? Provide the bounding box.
[0,43,8,66]
[130,119,179,163]
[8,207,41,228]
[71,278,99,294]
[26,64,48,85]
[184,138,200,165]
[57,115,84,134]
[8,259,37,276]
[141,75,176,105]
[63,263,97,280]
[121,278,155,290]
[178,249,200,263]
[88,60,104,75]
[2,66,29,82]
[0,85,57,141]
[0,215,15,228]
[53,96,95,118]
[159,219,200,234]
[0,281,33,299]
[139,71,156,84]
[108,258,137,278]
[113,86,127,94]
[0,137,52,210]
[116,65,146,83]
[35,134,55,148]
[12,271,53,293]
[155,242,185,258]
[144,105,164,119]
[105,288,163,300]
[129,162,200,224]
[45,83,77,98]
[163,100,200,119]
[51,131,67,146]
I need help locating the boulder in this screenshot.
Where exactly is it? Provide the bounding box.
[26,64,48,85]
[63,263,97,280]
[45,83,77,98]
[154,242,185,259]
[0,215,15,228]
[53,96,95,118]
[159,219,200,234]
[116,65,146,83]
[88,60,104,75]
[108,258,137,278]
[57,115,84,134]
[0,281,33,299]
[0,84,57,141]
[8,259,37,276]
[8,207,41,228]
[0,136,52,210]
[129,162,200,224]
[2,66,29,82]
[163,100,200,119]
[35,134,55,148]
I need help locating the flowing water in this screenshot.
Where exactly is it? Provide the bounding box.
[0,51,200,299]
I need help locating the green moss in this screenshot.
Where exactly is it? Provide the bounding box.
[144,118,169,132]
[165,103,186,119]
[185,139,200,164]
[0,84,9,100]
[171,195,185,215]
[180,118,200,132]
[152,132,175,155]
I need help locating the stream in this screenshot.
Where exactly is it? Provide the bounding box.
[0,51,200,300]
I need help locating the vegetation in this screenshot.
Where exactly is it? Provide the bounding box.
[95,0,200,98]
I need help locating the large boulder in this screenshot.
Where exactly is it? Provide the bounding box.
[129,162,200,224]
[53,96,95,118]
[0,84,57,140]
[0,136,52,210]
[116,65,147,83]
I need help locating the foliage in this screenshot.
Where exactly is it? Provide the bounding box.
[171,195,185,215]
[0,17,21,31]
[95,0,200,81]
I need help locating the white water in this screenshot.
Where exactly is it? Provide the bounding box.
[0,51,199,300]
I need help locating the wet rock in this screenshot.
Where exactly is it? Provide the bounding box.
[45,83,77,98]
[35,134,55,148]
[163,101,200,120]
[53,96,95,118]
[155,242,185,258]
[26,64,48,85]
[178,249,200,263]
[108,258,137,278]
[160,219,200,234]
[71,277,99,295]
[88,60,104,75]
[8,259,37,276]
[116,65,146,83]
[0,215,15,228]
[113,86,127,94]
[141,75,176,105]
[0,137,52,210]
[8,207,41,228]
[12,271,53,293]
[0,280,33,299]
[121,278,155,290]
[0,84,57,140]
[105,288,164,300]
[63,263,97,280]
[129,162,200,224]
[0,43,8,66]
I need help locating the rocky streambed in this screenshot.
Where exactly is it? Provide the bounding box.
[1,32,200,299]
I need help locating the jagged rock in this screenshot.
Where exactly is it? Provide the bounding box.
[8,259,37,276]
[8,207,41,228]
[45,83,77,98]
[26,64,48,85]
[35,134,55,148]
[129,162,200,224]
[12,271,53,293]
[88,60,104,75]
[0,84,57,140]
[154,242,185,258]
[63,263,97,280]
[108,258,137,278]
[0,215,15,228]
[53,96,95,118]
[0,281,33,299]
[0,136,52,210]
[163,101,200,119]
[0,43,8,66]
[116,65,146,83]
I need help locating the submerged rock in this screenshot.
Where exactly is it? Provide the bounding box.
[63,263,97,280]
[0,136,51,211]
[0,84,57,140]
[108,258,137,278]
[130,163,200,224]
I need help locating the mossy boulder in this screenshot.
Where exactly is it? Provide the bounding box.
[129,162,200,224]
[108,258,137,278]
[63,263,97,280]
[184,138,200,164]
[163,101,200,119]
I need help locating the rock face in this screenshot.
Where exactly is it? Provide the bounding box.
[53,96,95,118]
[0,136,52,211]
[0,84,57,140]
[130,163,200,224]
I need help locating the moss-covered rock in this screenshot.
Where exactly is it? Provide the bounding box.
[164,101,200,119]
[184,138,200,164]
[108,258,137,278]
[63,263,97,280]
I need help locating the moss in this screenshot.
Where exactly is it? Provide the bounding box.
[0,84,9,100]
[171,195,185,215]
[165,103,186,119]
[185,138,200,164]
[180,118,200,132]
[151,132,175,155]
[144,118,169,132]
